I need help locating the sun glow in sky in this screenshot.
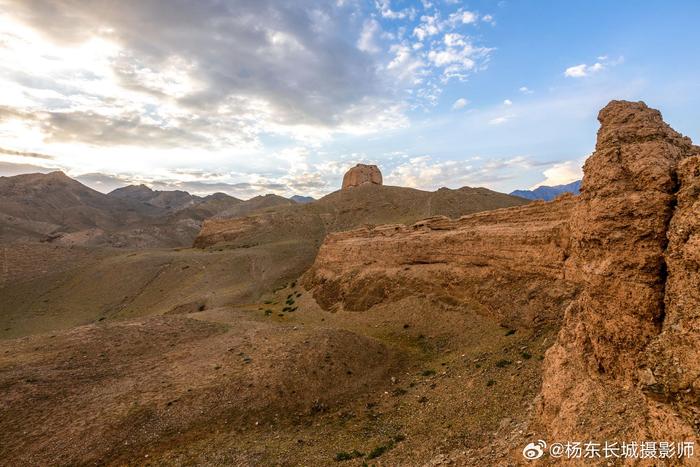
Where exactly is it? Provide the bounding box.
[0,0,699,198]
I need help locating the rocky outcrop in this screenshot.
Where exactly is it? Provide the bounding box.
[645,155,700,428]
[303,100,700,444]
[342,164,382,189]
[302,195,579,328]
[539,101,700,443]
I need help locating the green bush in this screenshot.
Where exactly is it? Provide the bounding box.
[335,450,363,461]
[367,444,390,460]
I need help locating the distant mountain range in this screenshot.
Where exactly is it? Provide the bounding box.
[510,180,581,201]
[0,172,313,247]
[290,195,315,204]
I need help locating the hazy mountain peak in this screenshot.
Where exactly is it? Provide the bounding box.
[290,195,315,204]
[510,180,581,201]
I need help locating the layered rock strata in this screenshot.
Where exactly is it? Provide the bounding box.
[302,195,579,328]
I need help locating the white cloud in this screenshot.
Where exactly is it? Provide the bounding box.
[376,0,416,20]
[452,98,469,110]
[413,15,441,41]
[450,10,478,24]
[532,160,583,188]
[0,1,418,152]
[503,99,512,106]
[564,62,604,78]
[357,19,381,53]
[564,55,623,78]
[385,154,533,190]
[482,14,494,23]
[519,86,534,94]
[444,33,466,47]
[0,0,498,195]
[387,44,426,83]
[426,35,490,81]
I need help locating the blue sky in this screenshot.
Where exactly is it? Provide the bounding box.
[0,0,698,198]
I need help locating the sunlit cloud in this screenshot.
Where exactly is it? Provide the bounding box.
[532,159,584,188]
[384,154,536,191]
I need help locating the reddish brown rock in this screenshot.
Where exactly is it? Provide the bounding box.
[302,100,700,446]
[302,196,579,328]
[539,101,699,443]
[645,154,700,431]
[341,163,382,189]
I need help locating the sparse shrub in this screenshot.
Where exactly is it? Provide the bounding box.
[335,450,363,461]
[421,369,436,377]
[486,379,496,387]
[291,281,297,288]
[367,444,390,459]
[505,329,516,336]
[367,437,401,460]
[392,388,407,396]
[264,309,272,316]
[521,351,532,360]
[495,359,512,368]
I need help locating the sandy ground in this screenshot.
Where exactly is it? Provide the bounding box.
[0,274,553,466]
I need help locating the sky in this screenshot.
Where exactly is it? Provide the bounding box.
[0,0,699,199]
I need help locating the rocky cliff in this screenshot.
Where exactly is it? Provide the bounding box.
[539,101,700,444]
[302,100,700,445]
[302,196,578,328]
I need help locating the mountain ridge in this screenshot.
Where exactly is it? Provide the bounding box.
[510,179,581,201]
